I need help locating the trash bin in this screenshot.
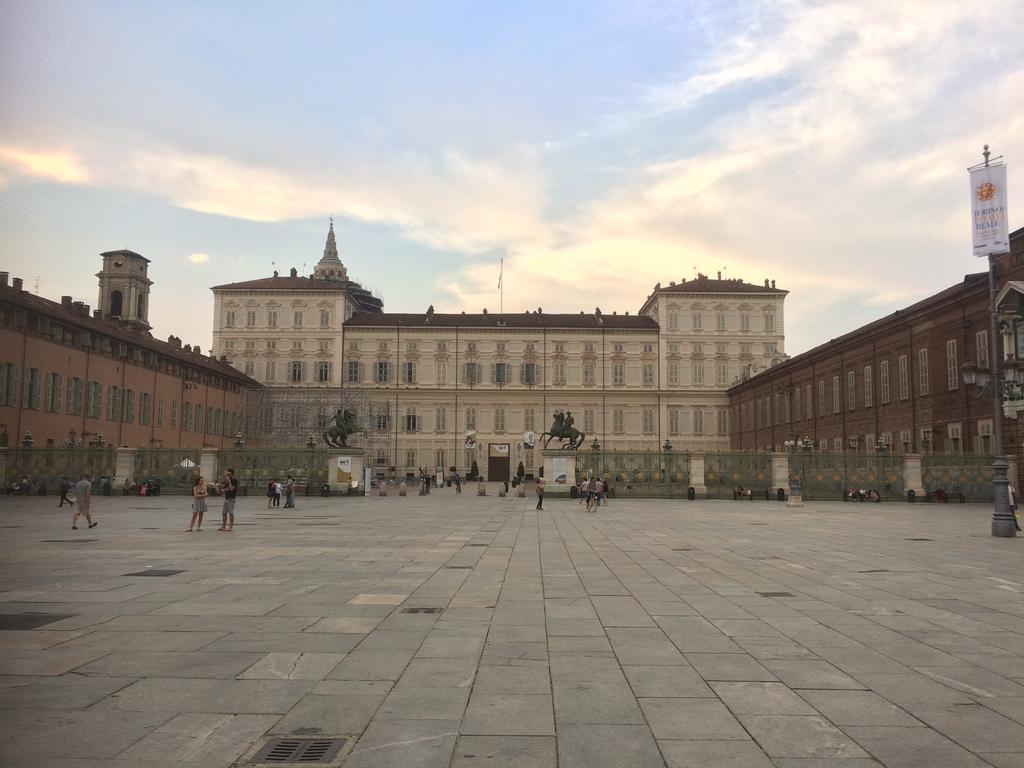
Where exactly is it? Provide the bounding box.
[102,479,112,496]
[687,486,696,501]
[321,483,330,497]
[777,487,786,502]
[570,486,578,499]
[907,489,916,503]
[504,480,509,494]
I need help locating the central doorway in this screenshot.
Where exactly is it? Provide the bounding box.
[487,443,511,482]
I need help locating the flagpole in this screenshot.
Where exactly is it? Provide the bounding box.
[500,256,504,314]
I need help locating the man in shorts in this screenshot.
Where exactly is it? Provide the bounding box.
[72,473,98,530]
[219,468,238,531]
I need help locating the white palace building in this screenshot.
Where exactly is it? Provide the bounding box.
[212,224,787,481]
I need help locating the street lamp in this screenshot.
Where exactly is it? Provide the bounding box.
[783,434,801,506]
[662,439,673,453]
[22,431,33,448]
[66,429,78,448]
[591,439,601,452]
[305,434,317,450]
[234,431,245,449]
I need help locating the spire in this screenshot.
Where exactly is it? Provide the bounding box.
[314,218,347,281]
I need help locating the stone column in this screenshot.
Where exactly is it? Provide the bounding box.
[903,454,925,500]
[770,454,789,496]
[200,449,218,486]
[688,453,707,498]
[115,447,137,483]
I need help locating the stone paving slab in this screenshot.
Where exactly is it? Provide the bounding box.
[5,493,1024,766]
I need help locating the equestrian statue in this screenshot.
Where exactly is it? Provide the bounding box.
[323,408,366,448]
[540,410,585,450]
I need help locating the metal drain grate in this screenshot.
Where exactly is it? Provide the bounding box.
[40,539,98,543]
[672,547,695,551]
[757,591,794,597]
[0,613,74,630]
[123,569,185,577]
[400,607,443,614]
[859,569,890,573]
[251,736,347,763]
[905,538,935,542]
[446,565,473,569]
[468,543,488,547]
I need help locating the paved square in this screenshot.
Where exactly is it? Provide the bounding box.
[3,490,1024,767]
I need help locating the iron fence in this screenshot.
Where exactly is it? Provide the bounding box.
[704,452,772,499]
[216,448,330,496]
[794,452,904,501]
[581,451,690,498]
[3,447,116,495]
[922,454,995,502]
[135,448,202,494]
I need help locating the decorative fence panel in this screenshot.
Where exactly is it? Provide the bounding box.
[922,455,994,502]
[580,452,689,498]
[216,449,329,496]
[3,447,116,494]
[704,453,772,499]
[135,448,202,494]
[796,452,905,501]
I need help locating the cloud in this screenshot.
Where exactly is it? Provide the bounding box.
[0,145,90,186]
[187,252,209,264]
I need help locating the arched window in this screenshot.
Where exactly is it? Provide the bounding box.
[110,290,123,317]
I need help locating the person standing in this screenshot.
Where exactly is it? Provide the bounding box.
[273,479,282,507]
[188,476,207,531]
[579,477,590,505]
[72,473,97,530]
[591,477,603,511]
[454,471,463,494]
[220,468,238,532]
[266,479,275,508]
[535,474,545,510]
[58,476,74,508]
[283,475,295,508]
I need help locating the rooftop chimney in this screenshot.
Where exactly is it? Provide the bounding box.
[717,271,722,279]
[764,278,770,287]
[93,309,101,319]
[771,280,776,289]
[12,277,23,291]
[61,296,73,308]
[0,272,8,287]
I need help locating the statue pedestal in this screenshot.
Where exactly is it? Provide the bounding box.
[542,450,578,498]
[328,450,365,494]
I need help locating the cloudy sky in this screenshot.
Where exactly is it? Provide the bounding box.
[1,0,1022,354]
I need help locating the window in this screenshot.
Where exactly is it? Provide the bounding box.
[346,361,361,383]
[405,409,418,432]
[740,313,751,331]
[267,309,277,328]
[466,341,477,353]
[584,343,595,354]
[495,341,505,353]
[668,362,680,386]
[668,343,679,353]
[764,311,775,331]
[24,368,41,409]
[898,355,909,400]
[642,343,654,354]
[246,310,256,327]
[316,361,332,383]
[948,423,962,453]
[493,362,509,385]
[805,384,812,419]
[378,341,390,352]
[692,312,703,331]
[614,343,624,353]
[375,405,390,431]
[183,401,193,431]
[717,407,729,435]
[524,408,535,432]
[832,376,840,414]
[244,360,255,377]
[293,311,304,328]
[553,342,566,353]
[375,448,388,466]
[946,340,958,390]
[817,380,825,416]
[692,363,704,385]
[437,341,447,352]
[641,407,654,433]
[139,392,151,425]
[642,365,654,386]
[521,363,537,385]
[265,360,276,381]
[612,363,625,386]
[105,384,120,420]
[290,361,305,382]
[668,407,680,435]
[553,362,566,385]
[864,366,873,407]
[123,389,134,423]
[880,360,891,404]
[66,376,82,415]
[170,399,177,428]
[979,420,993,453]
[316,407,328,429]
[435,407,446,432]
[613,408,625,433]
[156,398,163,427]
[693,343,703,355]
[583,361,595,386]
[667,312,679,331]
[245,339,256,352]
[435,449,445,468]
[437,361,448,385]
[977,330,989,367]
[224,340,235,350]
[693,407,704,434]
[195,404,204,432]
[375,361,391,384]
[740,343,752,355]
[716,312,727,331]
[918,348,929,396]
[494,407,506,432]
[715,363,728,385]
[45,373,61,412]
[407,341,418,352]
[84,380,100,418]
[318,339,330,353]
[794,387,801,421]
[764,342,777,354]
[225,310,236,328]
[320,309,330,327]
[266,340,276,351]
[292,339,303,350]
[466,407,476,430]
[525,342,535,353]
[402,361,416,384]
[406,449,416,467]
[463,362,482,385]
[0,364,17,406]
[583,408,594,433]
[847,371,856,411]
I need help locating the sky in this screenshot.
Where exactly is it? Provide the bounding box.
[1,0,1022,355]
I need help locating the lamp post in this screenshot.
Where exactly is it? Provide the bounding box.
[22,431,33,449]
[234,431,245,449]
[66,429,78,449]
[784,434,802,506]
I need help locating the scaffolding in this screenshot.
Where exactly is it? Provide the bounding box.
[238,385,375,455]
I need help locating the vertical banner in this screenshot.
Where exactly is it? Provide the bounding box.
[971,163,1010,256]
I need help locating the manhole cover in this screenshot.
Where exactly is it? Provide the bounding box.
[757,591,794,597]
[905,538,934,542]
[401,607,443,614]
[250,736,347,763]
[859,569,890,573]
[0,613,74,630]
[123,569,185,577]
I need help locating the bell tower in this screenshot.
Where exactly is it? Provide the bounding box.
[313,218,348,281]
[96,249,153,332]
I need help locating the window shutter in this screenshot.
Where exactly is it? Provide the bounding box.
[22,371,30,408]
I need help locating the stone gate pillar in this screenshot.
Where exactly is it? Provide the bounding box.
[688,453,707,498]
[903,454,925,500]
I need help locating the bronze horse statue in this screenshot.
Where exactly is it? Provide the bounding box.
[323,408,366,448]
[540,410,585,450]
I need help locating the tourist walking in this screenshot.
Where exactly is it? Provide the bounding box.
[283,475,296,508]
[454,471,463,494]
[220,468,238,532]
[58,476,74,507]
[188,475,207,531]
[535,475,545,510]
[579,477,590,505]
[592,477,604,509]
[72,473,97,530]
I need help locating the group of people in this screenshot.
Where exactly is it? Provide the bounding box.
[265,476,297,508]
[188,468,238,531]
[578,476,608,511]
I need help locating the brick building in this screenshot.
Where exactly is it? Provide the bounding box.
[0,258,259,451]
[729,227,1024,467]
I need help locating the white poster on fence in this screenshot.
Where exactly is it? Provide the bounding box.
[336,456,352,473]
[552,457,567,484]
[971,163,1010,257]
